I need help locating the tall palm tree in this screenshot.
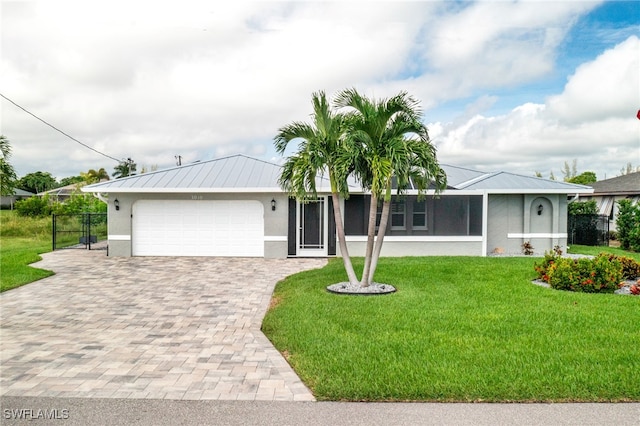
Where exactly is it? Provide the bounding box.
[274,91,359,285]
[0,135,17,196]
[336,88,447,286]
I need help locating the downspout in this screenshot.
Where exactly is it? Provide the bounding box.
[93,192,109,204]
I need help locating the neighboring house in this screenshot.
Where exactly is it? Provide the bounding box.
[577,172,640,232]
[82,154,592,258]
[39,183,85,202]
[0,188,34,209]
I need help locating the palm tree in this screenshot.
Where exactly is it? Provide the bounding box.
[0,135,17,196]
[113,159,137,179]
[274,91,359,286]
[335,88,447,286]
[82,168,110,184]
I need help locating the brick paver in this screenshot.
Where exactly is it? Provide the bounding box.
[0,249,326,401]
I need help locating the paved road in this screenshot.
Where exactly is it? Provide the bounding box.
[1,397,639,425]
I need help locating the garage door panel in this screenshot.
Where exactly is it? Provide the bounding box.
[132,200,264,257]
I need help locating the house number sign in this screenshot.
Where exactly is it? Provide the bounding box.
[191,195,204,200]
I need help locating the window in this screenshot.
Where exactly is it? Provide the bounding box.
[391,200,405,229]
[412,200,427,230]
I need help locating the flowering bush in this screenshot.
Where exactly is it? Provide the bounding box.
[534,251,560,282]
[601,254,640,280]
[540,255,623,294]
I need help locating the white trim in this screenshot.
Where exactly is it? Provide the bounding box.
[264,235,287,242]
[507,233,568,239]
[482,190,488,256]
[345,235,483,242]
[82,187,285,194]
[109,234,131,241]
[83,186,593,196]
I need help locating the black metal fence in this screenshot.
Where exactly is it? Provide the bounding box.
[568,214,609,246]
[53,213,108,251]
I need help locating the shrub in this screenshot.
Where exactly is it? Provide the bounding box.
[534,251,560,282]
[608,230,618,241]
[603,254,640,280]
[544,255,623,294]
[616,199,640,251]
[15,195,52,217]
[568,200,598,216]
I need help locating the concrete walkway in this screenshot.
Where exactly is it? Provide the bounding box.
[0,249,326,401]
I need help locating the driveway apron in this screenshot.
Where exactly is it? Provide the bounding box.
[0,249,326,401]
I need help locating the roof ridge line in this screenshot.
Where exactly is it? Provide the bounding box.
[455,171,501,189]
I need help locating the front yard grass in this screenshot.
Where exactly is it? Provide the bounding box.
[262,256,639,402]
[0,211,54,292]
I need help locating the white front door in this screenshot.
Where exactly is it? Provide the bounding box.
[297,197,328,256]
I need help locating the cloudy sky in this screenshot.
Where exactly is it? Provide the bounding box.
[2,0,639,182]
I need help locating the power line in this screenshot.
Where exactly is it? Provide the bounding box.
[0,92,121,163]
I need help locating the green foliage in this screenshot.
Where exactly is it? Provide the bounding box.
[602,254,640,279]
[55,192,107,214]
[568,244,640,262]
[0,135,18,196]
[17,171,58,194]
[567,171,597,185]
[544,255,623,293]
[15,192,106,217]
[113,158,136,179]
[568,200,597,216]
[59,175,85,186]
[616,199,640,251]
[15,194,52,217]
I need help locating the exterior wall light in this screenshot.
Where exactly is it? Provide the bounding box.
[537,204,543,215]
[271,199,276,211]
[114,199,120,211]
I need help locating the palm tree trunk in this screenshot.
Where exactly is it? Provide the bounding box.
[360,194,378,287]
[331,192,359,285]
[368,197,391,285]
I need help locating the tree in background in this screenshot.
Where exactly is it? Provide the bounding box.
[620,163,640,176]
[113,158,137,179]
[59,176,85,187]
[81,168,110,184]
[567,171,597,185]
[17,171,57,194]
[0,135,18,196]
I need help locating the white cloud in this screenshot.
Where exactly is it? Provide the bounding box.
[432,36,640,179]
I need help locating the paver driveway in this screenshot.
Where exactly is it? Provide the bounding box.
[0,249,326,401]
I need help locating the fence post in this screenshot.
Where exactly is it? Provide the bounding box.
[52,214,56,251]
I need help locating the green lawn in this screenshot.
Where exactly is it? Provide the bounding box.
[263,256,640,402]
[0,211,54,292]
[569,244,640,261]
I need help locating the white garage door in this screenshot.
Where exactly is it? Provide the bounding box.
[132,200,264,256]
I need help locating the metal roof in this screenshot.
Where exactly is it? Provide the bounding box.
[83,154,283,193]
[82,154,592,195]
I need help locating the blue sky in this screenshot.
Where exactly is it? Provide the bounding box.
[2,1,639,182]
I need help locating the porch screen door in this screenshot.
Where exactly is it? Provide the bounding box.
[297,197,327,256]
